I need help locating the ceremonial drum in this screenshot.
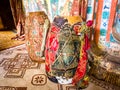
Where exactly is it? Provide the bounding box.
[45,16,90,88]
[25,11,50,62]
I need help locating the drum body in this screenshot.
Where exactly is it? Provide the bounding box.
[45,16,83,84]
[25,11,50,62]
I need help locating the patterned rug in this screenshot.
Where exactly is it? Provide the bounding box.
[0,31,25,51]
[0,44,109,90]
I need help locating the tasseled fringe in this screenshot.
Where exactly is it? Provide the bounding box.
[103,72,120,86]
[89,64,120,87]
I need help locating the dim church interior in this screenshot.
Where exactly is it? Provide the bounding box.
[0,0,25,51]
[0,0,15,30]
[0,0,120,90]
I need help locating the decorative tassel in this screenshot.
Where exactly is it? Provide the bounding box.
[89,63,120,87]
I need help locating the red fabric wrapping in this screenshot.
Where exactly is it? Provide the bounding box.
[72,34,90,84]
[45,23,60,72]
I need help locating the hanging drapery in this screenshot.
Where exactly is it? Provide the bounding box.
[9,0,25,41]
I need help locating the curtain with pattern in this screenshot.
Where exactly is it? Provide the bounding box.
[9,0,25,40]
